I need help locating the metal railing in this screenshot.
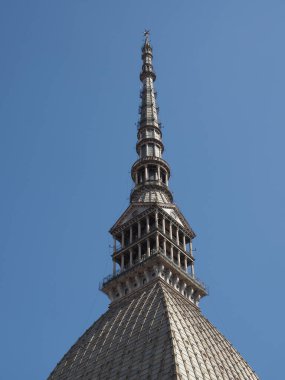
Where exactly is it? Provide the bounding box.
[100,248,207,292]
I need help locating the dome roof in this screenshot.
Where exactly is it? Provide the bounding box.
[48,279,258,380]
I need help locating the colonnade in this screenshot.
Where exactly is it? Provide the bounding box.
[135,164,169,186]
[113,211,195,278]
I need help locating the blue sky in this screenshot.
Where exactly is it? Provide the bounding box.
[0,1,284,379]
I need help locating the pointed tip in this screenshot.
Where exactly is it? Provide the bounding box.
[143,29,150,44]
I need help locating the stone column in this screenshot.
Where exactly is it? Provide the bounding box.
[155,210,158,228]
[162,216,166,234]
[138,243,141,261]
[169,222,173,239]
[183,235,186,251]
[176,228,179,246]
[147,238,150,256]
[130,226,133,244]
[146,215,150,233]
[190,240,193,256]
[184,255,187,271]
[145,165,148,181]
[163,238,166,254]
[177,251,181,267]
[138,221,141,238]
[166,173,169,186]
[135,172,138,185]
[121,231,125,248]
[170,244,174,261]
[113,236,117,253]
[191,263,195,277]
[156,233,159,251]
[129,249,133,266]
[158,166,161,181]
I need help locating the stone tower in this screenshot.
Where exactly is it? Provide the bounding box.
[48,33,259,380]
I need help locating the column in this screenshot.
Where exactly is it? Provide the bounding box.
[155,210,158,228]
[113,236,117,253]
[170,244,174,261]
[183,235,186,251]
[166,173,169,186]
[162,216,166,234]
[121,231,125,248]
[147,238,150,256]
[113,259,116,275]
[146,215,150,233]
[138,243,141,261]
[163,238,166,254]
[129,249,133,266]
[135,172,138,185]
[120,255,124,272]
[156,233,159,251]
[158,166,161,181]
[130,226,133,244]
[176,228,179,245]
[145,165,148,181]
[177,251,181,267]
[191,263,195,277]
[169,223,173,239]
[138,221,141,238]
[190,240,193,256]
[184,256,187,272]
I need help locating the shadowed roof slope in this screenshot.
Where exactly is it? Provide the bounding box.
[48,279,258,380]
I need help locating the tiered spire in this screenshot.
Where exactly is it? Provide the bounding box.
[131,31,172,204]
[100,32,207,306]
[48,33,259,380]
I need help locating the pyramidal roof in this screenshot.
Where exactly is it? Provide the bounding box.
[47,32,259,379]
[48,279,258,380]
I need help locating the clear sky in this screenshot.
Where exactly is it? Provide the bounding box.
[0,1,284,379]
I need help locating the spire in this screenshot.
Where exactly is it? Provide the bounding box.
[130,31,172,204]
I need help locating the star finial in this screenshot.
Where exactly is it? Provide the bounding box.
[144,29,150,43]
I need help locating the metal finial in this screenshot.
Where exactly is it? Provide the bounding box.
[144,29,150,43]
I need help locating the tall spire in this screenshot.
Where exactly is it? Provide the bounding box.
[131,31,172,204]
[48,34,259,380]
[100,32,207,307]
